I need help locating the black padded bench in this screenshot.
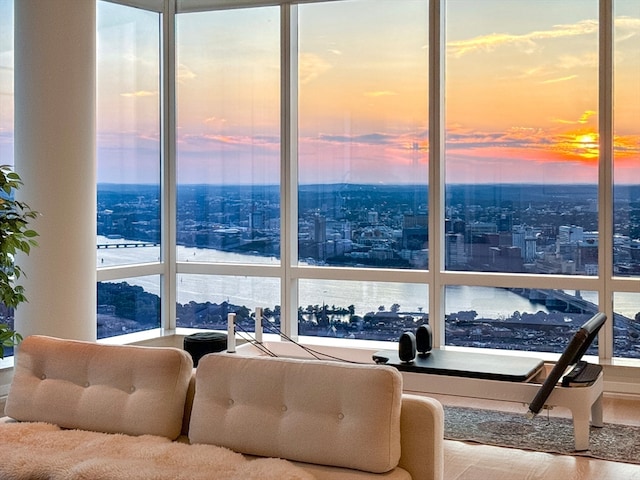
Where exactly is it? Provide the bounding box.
[372,349,545,382]
[373,312,607,451]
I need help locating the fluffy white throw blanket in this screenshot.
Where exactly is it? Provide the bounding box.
[0,422,316,480]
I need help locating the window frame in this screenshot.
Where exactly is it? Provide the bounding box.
[96,0,640,366]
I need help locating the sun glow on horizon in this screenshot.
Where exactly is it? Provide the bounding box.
[569,131,600,160]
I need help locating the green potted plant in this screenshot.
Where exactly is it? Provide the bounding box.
[0,164,38,358]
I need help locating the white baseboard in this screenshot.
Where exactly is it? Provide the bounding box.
[603,381,640,396]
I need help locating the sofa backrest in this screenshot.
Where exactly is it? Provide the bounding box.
[4,335,193,440]
[188,353,403,474]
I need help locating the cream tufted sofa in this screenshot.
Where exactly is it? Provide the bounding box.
[1,335,444,480]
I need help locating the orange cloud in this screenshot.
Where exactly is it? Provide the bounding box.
[614,134,640,161]
[448,20,599,58]
[540,75,578,84]
[120,90,157,98]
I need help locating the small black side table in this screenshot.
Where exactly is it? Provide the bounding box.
[183,332,227,367]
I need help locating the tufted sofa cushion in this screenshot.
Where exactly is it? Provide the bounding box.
[4,335,193,439]
[189,353,403,474]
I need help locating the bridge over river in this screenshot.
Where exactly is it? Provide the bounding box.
[510,288,632,324]
[97,242,158,249]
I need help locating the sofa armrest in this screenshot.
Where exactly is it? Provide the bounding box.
[398,394,444,480]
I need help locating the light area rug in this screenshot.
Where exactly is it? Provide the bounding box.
[444,405,640,465]
[0,422,316,480]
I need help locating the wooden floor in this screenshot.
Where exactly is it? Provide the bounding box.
[432,393,640,480]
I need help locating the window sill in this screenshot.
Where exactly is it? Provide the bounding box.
[0,356,14,371]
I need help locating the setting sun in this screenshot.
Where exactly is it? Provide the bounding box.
[576,133,598,146]
[573,132,599,159]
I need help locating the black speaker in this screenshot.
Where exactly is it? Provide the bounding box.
[398,331,416,363]
[416,324,432,355]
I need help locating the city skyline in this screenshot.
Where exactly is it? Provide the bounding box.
[94,181,640,356]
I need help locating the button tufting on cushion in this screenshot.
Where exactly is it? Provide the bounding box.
[4,335,194,440]
[189,353,403,474]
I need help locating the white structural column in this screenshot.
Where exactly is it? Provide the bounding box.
[14,1,96,340]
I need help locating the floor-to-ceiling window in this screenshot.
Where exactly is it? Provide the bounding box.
[96,1,163,338]
[0,0,14,357]
[443,0,603,354]
[0,0,12,168]
[296,0,429,341]
[96,0,640,365]
[613,0,640,359]
[175,6,281,334]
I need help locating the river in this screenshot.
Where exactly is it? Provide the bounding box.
[97,237,638,320]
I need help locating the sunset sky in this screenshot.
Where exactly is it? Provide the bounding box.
[174,0,640,185]
[1,0,639,185]
[445,1,638,184]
